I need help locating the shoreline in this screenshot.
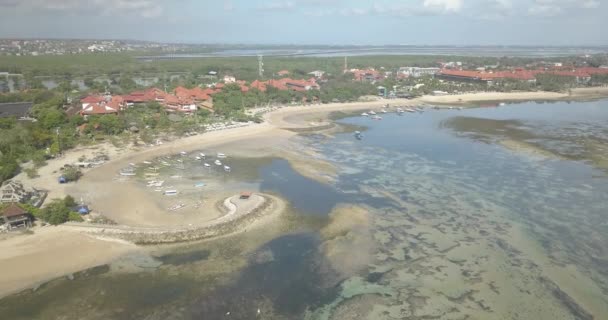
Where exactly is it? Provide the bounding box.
[1,88,608,299]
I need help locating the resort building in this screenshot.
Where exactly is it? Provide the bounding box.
[1,203,33,230]
[435,67,608,85]
[399,67,440,78]
[276,70,290,77]
[308,70,325,78]
[348,68,383,82]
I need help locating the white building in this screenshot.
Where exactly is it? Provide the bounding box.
[223,75,236,83]
[308,70,325,78]
[399,67,440,78]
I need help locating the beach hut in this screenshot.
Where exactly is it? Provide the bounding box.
[1,203,33,230]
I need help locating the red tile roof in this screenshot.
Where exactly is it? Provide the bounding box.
[174,86,211,101]
[81,103,119,115]
[2,203,27,218]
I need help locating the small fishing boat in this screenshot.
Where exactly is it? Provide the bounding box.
[224,165,231,172]
[142,161,152,165]
[199,153,206,158]
[380,109,387,114]
[180,151,187,156]
[214,160,222,166]
[369,111,377,115]
[194,182,206,188]
[195,156,201,160]
[204,163,211,168]
[164,190,178,196]
[405,108,416,113]
[457,107,463,110]
[168,203,185,211]
[499,102,506,107]
[217,153,227,159]
[361,112,369,116]
[147,180,165,187]
[371,115,382,120]
[354,131,363,140]
[396,108,404,114]
[119,169,136,176]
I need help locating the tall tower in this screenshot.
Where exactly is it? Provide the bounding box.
[258,55,264,78]
[344,56,348,72]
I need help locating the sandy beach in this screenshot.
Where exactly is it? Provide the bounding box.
[0,227,136,298]
[2,87,608,299]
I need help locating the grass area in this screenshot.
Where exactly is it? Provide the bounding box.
[0,53,504,80]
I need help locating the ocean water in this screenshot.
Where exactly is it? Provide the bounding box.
[1,100,608,319]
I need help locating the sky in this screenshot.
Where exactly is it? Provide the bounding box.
[0,0,606,45]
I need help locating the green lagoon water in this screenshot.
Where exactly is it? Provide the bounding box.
[1,100,608,319]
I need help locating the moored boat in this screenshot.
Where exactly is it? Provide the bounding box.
[164,190,178,196]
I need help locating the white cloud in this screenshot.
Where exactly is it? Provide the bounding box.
[423,0,464,13]
[582,0,600,9]
[262,1,296,10]
[0,0,165,18]
[527,0,601,16]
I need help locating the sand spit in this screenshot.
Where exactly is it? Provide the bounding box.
[63,194,282,245]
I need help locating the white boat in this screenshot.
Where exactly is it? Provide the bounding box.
[396,108,404,113]
[215,160,222,166]
[164,190,178,196]
[217,153,227,159]
[224,165,231,172]
[380,109,387,113]
[180,151,187,156]
[195,156,201,160]
[499,102,506,107]
[168,203,185,211]
[199,153,206,158]
[371,115,382,120]
[405,108,416,113]
[142,161,152,165]
[361,112,369,116]
[120,170,136,176]
[369,111,377,115]
[204,163,211,168]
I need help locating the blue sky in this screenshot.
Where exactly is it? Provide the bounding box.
[0,0,606,45]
